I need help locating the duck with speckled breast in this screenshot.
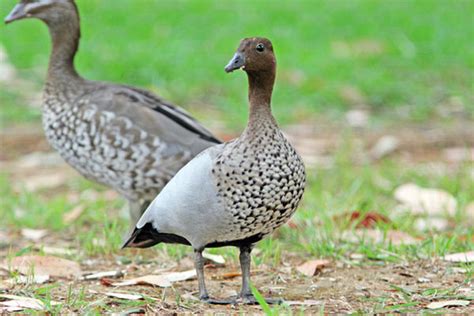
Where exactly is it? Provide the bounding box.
[123,37,306,304]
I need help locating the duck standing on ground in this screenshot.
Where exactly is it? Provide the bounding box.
[4,0,221,227]
[123,37,306,304]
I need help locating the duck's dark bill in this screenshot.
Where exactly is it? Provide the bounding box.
[4,3,28,24]
[225,52,245,73]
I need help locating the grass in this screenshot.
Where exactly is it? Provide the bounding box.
[1,142,472,263]
[1,0,473,128]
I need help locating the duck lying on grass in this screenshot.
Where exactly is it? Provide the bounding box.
[123,37,306,304]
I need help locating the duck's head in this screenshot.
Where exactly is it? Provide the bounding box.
[225,37,276,74]
[5,0,78,25]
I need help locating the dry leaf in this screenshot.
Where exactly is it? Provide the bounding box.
[63,205,85,224]
[0,294,60,311]
[6,255,81,279]
[296,259,330,277]
[427,300,470,309]
[111,269,196,288]
[394,183,457,216]
[370,136,400,160]
[5,275,49,285]
[345,109,369,128]
[202,252,225,265]
[21,228,48,241]
[104,292,142,301]
[162,269,196,282]
[443,251,474,263]
[112,275,171,288]
[82,270,123,280]
[337,211,390,228]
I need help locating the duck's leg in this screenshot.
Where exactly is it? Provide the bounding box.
[194,249,237,305]
[194,249,209,301]
[238,245,283,305]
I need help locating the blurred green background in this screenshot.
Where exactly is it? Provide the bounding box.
[0,0,472,129]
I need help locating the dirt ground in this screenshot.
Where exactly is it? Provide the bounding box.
[1,121,473,314]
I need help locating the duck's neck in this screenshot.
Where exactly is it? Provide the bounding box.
[247,69,276,128]
[45,12,81,84]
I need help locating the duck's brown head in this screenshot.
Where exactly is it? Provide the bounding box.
[5,0,78,25]
[225,37,276,75]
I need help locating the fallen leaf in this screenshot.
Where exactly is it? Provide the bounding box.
[202,252,225,265]
[427,300,470,309]
[112,275,171,287]
[82,270,123,280]
[100,278,114,287]
[104,292,143,301]
[112,270,198,288]
[345,109,369,128]
[0,294,60,311]
[337,211,390,228]
[296,259,330,277]
[63,205,85,224]
[370,135,400,160]
[21,229,48,241]
[162,269,197,282]
[5,275,50,285]
[219,272,242,279]
[443,251,474,263]
[5,255,81,279]
[394,183,457,216]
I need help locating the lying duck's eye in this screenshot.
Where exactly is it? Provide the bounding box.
[256,43,265,52]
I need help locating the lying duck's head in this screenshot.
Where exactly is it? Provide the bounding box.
[225,37,276,74]
[5,0,78,25]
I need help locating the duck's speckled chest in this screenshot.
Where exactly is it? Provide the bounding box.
[212,120,306,241]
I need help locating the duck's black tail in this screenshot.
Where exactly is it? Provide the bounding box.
[121,223,190,249]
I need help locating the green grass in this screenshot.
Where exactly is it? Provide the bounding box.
[1,0,473,127]
[1,141,472,263]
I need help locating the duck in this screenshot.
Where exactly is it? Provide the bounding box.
[123,37,306,304]
[4,0,221,227]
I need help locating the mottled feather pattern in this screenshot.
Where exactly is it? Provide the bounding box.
[42,87,193,201]
[212,117,306,243]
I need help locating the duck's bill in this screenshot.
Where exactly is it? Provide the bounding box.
[4,3,28,24]
[225,52,245,73]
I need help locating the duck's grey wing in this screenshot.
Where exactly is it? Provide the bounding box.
[63,82,220,201]
[122,144,233,250]
[78,83,221,152]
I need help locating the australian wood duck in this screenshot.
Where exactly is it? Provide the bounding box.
[4,0,221,227]
[123,37,306,304]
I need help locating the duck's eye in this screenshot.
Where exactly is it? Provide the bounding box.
[256,43,265,52]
